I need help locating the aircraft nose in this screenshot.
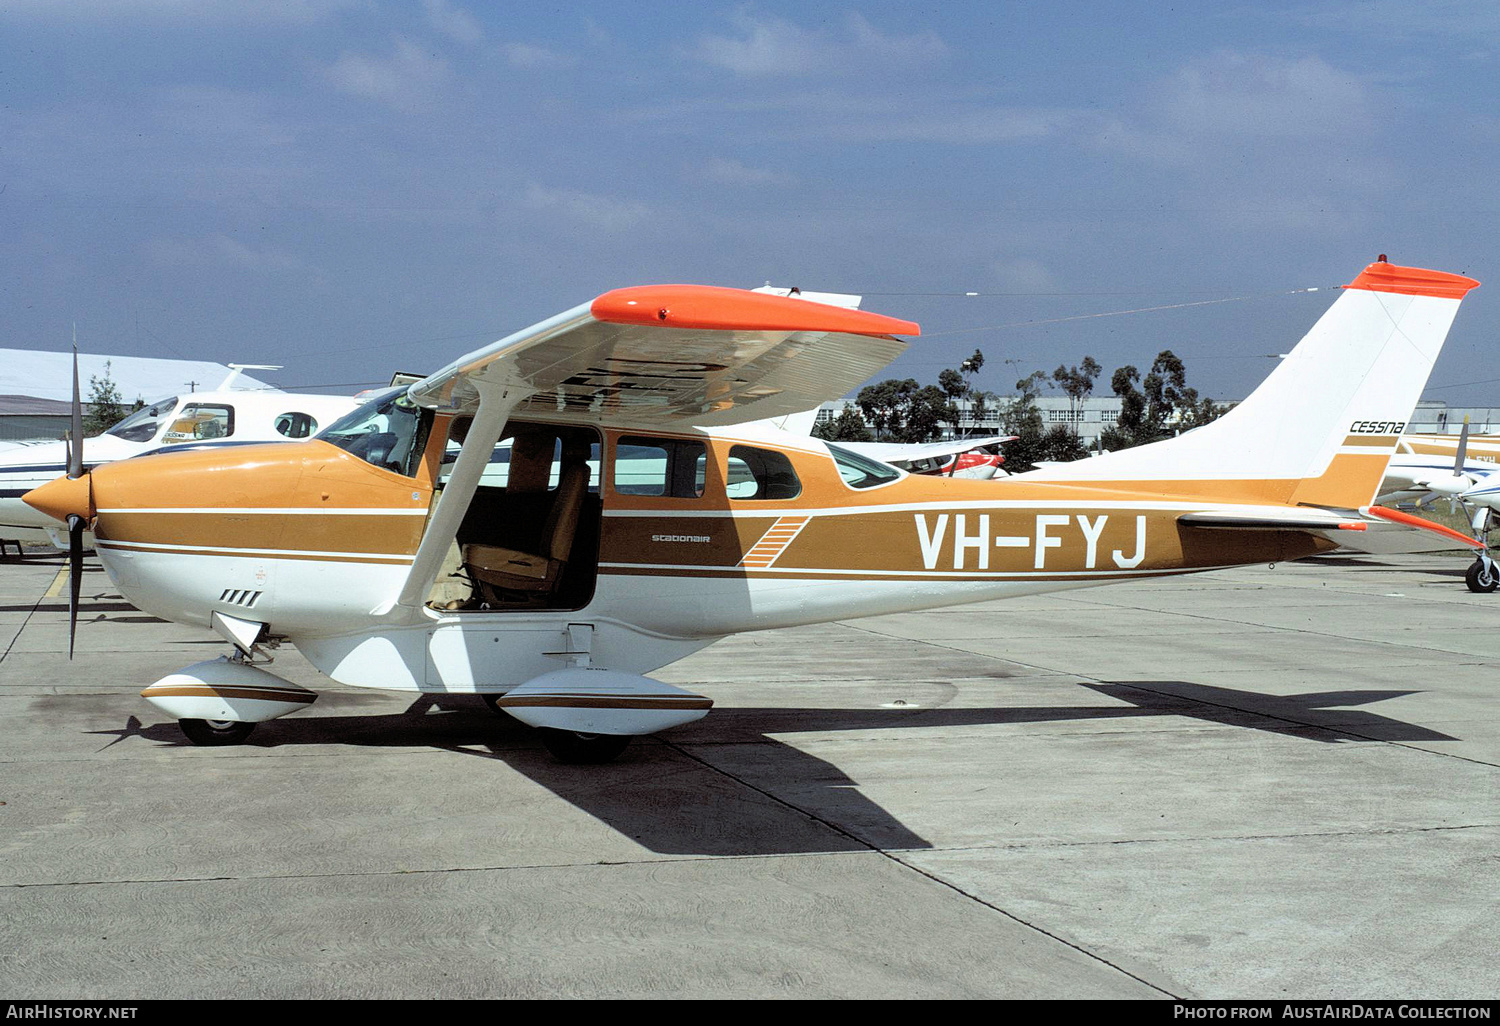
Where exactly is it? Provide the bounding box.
[23,472,94,523]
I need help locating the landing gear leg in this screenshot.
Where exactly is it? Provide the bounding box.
[179,718,256,746]
[1466,509,1497,594]
[538,728,631,764]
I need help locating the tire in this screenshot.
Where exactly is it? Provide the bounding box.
[538,728,631,764]
[1466,560,1499,593]
[179,718,256,746]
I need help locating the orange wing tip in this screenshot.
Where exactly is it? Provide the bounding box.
[590,285,921,337]
[1345,262,1480,300]
[1336,522,1368,531]
[1367,504,1485,549]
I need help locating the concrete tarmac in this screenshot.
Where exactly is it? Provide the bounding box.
[1,550,1497,999]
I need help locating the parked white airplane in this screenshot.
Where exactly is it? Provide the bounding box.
[837,436,1017,479]
[0,366,359,547]
[22,260,1480,762]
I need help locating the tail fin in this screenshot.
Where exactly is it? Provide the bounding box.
[1025,260,1480,508]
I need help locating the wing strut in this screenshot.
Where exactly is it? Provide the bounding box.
[377,381,520,615]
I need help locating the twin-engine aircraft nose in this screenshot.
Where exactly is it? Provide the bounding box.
[23,472,94,523]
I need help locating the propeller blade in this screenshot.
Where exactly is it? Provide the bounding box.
[1453,417,1471,477]
[67,514,83,660]
[69,330,84,480]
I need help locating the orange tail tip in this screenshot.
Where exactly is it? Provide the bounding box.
[1345,262,1480,300]
[22,473,94,524]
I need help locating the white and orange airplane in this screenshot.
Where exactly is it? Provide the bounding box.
[23,259,1479,761]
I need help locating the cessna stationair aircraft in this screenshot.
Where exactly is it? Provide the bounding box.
[24,259,1480,761]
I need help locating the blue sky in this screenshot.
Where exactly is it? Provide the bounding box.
[2,1,1497,406]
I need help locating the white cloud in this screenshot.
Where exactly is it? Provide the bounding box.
[423,0,482,46]
[700,157,795,187]
[524,184,649,232]
[992,258,1060,294]
[502,42,578,70]
[144,234,320,277]
[690,11,947,77]
[0,0,361,23]
[325,37,453,113]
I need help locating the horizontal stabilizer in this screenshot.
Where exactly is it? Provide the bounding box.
[1178,509,1366,531]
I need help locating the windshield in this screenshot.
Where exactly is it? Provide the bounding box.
[826,442,902,489]
[104,398,181,443]
[316,387,431,477]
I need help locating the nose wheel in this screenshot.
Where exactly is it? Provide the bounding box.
[1466,559,1499,593]
[179,718,256,746]
[538,728,631,764]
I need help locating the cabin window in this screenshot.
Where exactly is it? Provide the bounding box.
[274,411,318,438]
[438,418,600,493]
[614,436,707,498]
[826,443,901,489]
[104,399,180,443]
[317,387,431,478]
[726,445,801,500]
[163,404,234,443]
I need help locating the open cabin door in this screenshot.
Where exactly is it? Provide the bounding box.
[427,417,602,613]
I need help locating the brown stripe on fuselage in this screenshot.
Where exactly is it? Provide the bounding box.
[600,514,778,567]
[95,541,415,565]
[601,506,1334,578]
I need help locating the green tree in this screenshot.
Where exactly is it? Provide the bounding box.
[1106,350,1224,448]
[812,404,874,442]
[900,385,955,443]
[994,370,1050,471]
[82,361,136,437]
[1052,355,1102,437]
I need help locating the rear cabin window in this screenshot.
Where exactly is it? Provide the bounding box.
[614,436,707,498]
[826,443,902,489]
[726,445,801,500]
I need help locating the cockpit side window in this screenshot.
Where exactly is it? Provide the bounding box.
[104,399,180,443]
[163,404,234,443]
[317,388,432,478]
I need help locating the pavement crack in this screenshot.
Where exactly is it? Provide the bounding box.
[656,735,1179,998]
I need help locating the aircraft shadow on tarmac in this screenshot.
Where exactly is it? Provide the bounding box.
[87,678,1455,857]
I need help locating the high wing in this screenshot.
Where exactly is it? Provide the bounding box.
[838,435,1017,467]
[387,285,918,612]
[407,285,918,427]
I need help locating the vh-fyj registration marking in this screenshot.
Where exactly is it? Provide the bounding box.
[916,512,1146,571]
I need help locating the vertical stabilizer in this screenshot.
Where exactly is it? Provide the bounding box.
[1023,260,1479,508]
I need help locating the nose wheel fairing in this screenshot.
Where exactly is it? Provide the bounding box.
[140,657,317,724]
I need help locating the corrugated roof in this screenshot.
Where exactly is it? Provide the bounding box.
[0,350,273,404]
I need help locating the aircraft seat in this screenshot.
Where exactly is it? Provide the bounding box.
[464,460,589,601]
